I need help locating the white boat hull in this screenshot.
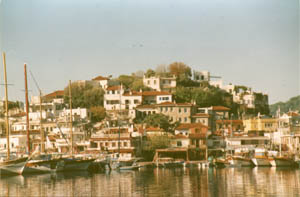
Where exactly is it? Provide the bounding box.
[0,158,28,175]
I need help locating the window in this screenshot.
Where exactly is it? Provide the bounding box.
[124,142,127,147]
[184,117,187,122]
[179,108,181,113]
[184,108,187,113]
[134,100,139,104]
[147,80,150,85]
[154,80,156,84]
[179,118,182,122]
[177,141,182,147]
[165,107,168,112]
[170,107,173,112]
[112,142,116,147]
[105,142,108,146]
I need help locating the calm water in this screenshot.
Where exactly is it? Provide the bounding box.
[1,167,300,196]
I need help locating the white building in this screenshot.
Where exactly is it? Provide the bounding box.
[92,75,109,90]
[143,75,176,92]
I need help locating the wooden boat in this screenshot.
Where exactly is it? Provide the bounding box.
[56,157,96,172]
[0,157,28,175]
[251,156,272,167]
[23,154,61,174]
[232,156,255,167]
[274,156,297,167]
[0,53,28,176]
[214,158,232,168]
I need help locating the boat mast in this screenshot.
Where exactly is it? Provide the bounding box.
[68,80,73,156]
[24,64,31,154]
[2,52,10,160]
[39,90,45,153]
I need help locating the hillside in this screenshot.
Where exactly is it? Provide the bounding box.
[270,95,300,115]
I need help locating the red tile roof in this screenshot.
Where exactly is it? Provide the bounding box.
[192,113,210,117]
[136,105,156,109]
[287,112,299,117]
[145,127,163,132]
[43,90,64,99]
[142,91,171,96]
[106,86,121,91]
[156,102,193,107]
[176,123,208,130]
[174,134,188,139]
[189,133,206,139]
[123,91,142,96]
[92,75,109,81]
[212,106,230,111]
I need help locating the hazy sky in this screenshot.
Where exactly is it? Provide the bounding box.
[0,0,299,104]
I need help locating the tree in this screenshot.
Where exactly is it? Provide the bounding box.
[145,69,156,77]
[90,106,106,123]
[143,113,180,133]
[131,78,152,91]
[168,62,191,80]
[118,75,135,88]
[64,83,105,108]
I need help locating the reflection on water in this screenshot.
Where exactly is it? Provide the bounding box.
[1,167,300,196]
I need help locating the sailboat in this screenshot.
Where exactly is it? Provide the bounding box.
[0,52,28,176]
[55,80,95,172]
[22,64,61,174]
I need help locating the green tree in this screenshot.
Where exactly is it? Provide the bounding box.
[64,83,105,108]
[143,113,180,133]
[90,106,106,123]
[168,62,191,80]
[145,69,156,77]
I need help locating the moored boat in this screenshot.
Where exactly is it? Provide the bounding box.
[214,158,232,168]
[232,156,254,167]
[56,157,95,172]
[0,157,28,175]
[274,157,297,167]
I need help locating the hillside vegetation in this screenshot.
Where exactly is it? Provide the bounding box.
[270,95,300,115]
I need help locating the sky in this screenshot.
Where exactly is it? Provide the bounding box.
[0,0,299,104]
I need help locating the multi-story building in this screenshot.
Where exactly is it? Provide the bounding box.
[143,75,176,92]
[92,75,109,90]
[156,102,195,123]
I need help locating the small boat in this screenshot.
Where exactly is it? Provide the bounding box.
[232,156,254,167]
[274,156,297,167]
[214,158,232,168]
[0,157,28,175]
[119,163,139,171]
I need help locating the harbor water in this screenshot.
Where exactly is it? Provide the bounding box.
[1,167,300,196]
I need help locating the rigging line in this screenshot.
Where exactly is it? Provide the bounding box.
[28,68,41,92]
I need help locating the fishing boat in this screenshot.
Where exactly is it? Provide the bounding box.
[0,53,28,175]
